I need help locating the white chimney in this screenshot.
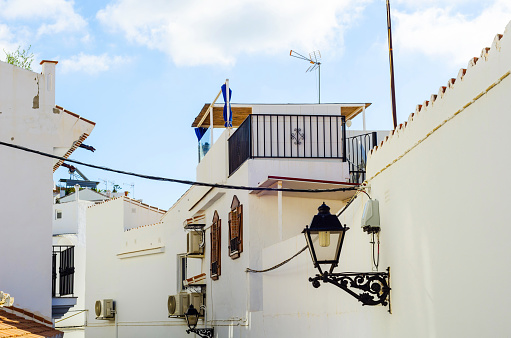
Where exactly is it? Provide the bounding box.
[39,60,58,108]
[74,184,80,201]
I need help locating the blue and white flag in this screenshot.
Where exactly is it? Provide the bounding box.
[221,84,233,127]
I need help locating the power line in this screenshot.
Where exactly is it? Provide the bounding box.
[0,140,359,193]
[246,246,308,273]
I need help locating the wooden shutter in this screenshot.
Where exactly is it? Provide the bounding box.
[210,211,221,280]
[228,196,243,259]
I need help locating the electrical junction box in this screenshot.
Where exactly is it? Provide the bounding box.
[361,199,380,233]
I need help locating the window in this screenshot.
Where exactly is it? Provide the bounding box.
[55,210,62,220]
[228,195,243,259]
[177,254,187,291]
[210,211,221,280]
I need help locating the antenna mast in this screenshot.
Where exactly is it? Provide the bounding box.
[290,50,322,103]
[386,0,398,129]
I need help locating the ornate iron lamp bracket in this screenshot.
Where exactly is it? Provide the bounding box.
[309,267,391,311]
[186,327,214,338]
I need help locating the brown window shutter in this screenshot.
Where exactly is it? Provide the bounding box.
[228,196,243,259]
[210,211,221,280]
[238,205,243,254]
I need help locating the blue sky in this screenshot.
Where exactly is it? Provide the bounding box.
[1,0,510,208]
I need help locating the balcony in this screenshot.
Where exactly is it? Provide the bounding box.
[346,132,378,184]
[228,114,347,176]
[52,245,76,319]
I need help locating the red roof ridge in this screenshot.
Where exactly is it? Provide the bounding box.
[55,105,96,126]
[87,196,166,214]
[125,221,164,232]
[122,196,166,213]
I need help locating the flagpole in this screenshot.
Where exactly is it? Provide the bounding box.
[226,79,230,132]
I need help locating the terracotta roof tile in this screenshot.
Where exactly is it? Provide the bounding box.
[52,133,90,173]
[0,310,63,338]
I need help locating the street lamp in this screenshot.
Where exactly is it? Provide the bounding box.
[185,304,214,338]
[303,203,391,308]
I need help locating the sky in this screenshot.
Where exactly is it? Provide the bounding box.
[1,0,510,209]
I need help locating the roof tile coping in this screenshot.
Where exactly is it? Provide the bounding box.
[0,306,52,326]
[367,20,511,170]
[0,309,63,338]
[52,132,90,173]
[87,195,166,214]
[52,104,96,172]
[54,105,96,126]
[125,221,164,232]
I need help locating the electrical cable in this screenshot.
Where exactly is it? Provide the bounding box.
[336,191,360,217]
[245,246,307,273]
[371,232,380,271]
[0,140,358,193]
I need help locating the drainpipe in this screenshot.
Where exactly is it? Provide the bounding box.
[114,310,118,338]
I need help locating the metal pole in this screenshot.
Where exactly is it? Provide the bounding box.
[386,0,398,129]
[226,79,230,131]
[318,63,321,104]
[362,105,366,131]
[209,106,214,146]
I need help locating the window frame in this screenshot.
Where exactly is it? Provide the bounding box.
[177,254,187,292]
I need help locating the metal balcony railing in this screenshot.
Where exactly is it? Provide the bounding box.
[228,114,346,175]
[346,132,378,184]
[52,246,75,297]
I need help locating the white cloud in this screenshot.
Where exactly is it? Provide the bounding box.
[0,0,87,37]
[392,0,511,65]
[60,53,131,75]
[97,0,369,66]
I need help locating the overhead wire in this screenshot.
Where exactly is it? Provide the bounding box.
[0,140,358,193]
[245,246,308,273]
[247,185,369,274]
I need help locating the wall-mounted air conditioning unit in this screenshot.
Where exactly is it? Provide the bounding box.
[189,292,203,311]
[95,299,115,319]
[168,293,190,317]
[187,231,204,256]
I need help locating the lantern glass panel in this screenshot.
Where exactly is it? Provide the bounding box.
[186,314,198,328]
[310,231,342,263]
[185,306,199,329]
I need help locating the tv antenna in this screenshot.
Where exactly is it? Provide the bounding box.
[290,50,322,103]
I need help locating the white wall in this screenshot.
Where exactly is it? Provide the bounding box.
[85,197,180,337]
[53,189,98,337]
[0,60,94,320]
[258,20,511,338]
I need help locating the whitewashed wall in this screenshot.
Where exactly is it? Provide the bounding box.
[0,60,94,320]
[85,197,180,337]
[260,20,511,338]
[52,189,101,338]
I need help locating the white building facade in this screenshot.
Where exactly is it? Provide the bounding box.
[53,188,110,337]
[0,59,95,322]
[84,19,511,338]
[259,19,511,338]
[83,102,375,337]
